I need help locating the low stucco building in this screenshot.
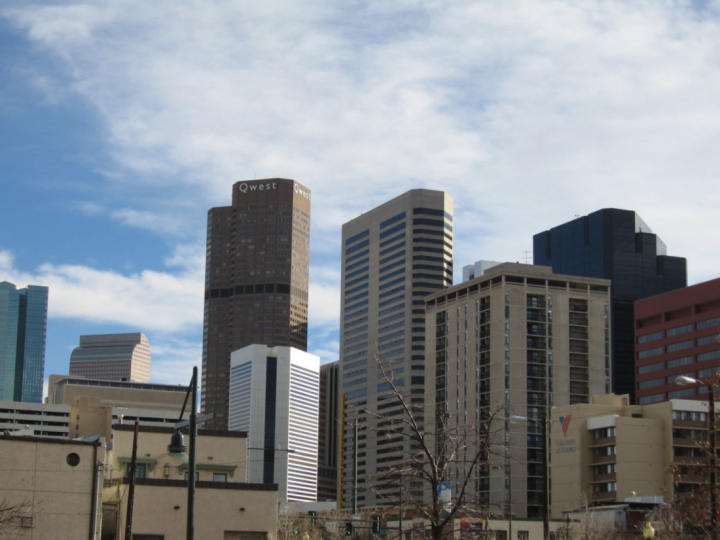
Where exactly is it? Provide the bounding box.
[551,394,710,518]
[0,434,103,539]
[1,401,279,539]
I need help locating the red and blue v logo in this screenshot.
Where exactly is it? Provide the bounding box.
[559,415,572,436]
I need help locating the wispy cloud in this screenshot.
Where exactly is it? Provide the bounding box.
[0,247,203,332]
[6,0,719,283]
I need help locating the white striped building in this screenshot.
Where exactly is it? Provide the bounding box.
[228,344,319,502]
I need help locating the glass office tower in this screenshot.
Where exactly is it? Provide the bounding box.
[533,209,686,400]
[0,281,49,402]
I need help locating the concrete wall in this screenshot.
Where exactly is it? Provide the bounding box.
[0,435,103,539]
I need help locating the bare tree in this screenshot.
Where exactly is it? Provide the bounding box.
[0,498,32,532]
[363,358,500,539]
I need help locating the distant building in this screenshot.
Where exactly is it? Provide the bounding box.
[339,189,453,508]
[203,178,311,429]
[551,394,711,520]
[228,344,319,502]
[0,281,48,402]
[425,263,611,520]
[462,260,501,281]
[635,277,720,404]
[317,361,339,501]
[2,373,191,439]
[534,209,686,400]
[48,374,187,411]
[69,332,151,382]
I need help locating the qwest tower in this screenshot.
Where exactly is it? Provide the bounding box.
[202,179,311,429]
[339,189,453,508]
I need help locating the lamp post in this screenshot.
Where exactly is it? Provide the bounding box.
[676,370,720,540]
[168,366,199,540]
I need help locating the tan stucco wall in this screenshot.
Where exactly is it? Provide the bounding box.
[0,436,103,539]
[117,484,277,539]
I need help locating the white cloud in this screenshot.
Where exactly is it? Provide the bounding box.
[3,0,720,375]
[0,246,203,333]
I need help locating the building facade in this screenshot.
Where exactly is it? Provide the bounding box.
[0,434,103,538]
[203,178,311,430]
[0,281,48,402]
[533,209,686,400]
[228,344,319,502]
[425,263,611,520]
[69,332,151,382]
[551,394,712,519]
[317,360,339,502]
[635,277,720,404]
[339,189,453,508]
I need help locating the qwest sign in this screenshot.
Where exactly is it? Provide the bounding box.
[237,181,277,193]
[236,181,311,201]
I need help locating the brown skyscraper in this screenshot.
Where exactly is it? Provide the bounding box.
[202,178,311,429]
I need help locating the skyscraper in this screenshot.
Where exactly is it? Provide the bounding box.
[339,189,453,508]
[425,263,611,520]
[228,344,319,502]
[69,332,151,382]
[203,178,311,429]
[0,281,48,402]
[317,361,339,501]
[533,209,686,400]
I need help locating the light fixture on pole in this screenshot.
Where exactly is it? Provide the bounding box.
[169,366,212,540]
[675,370,720,540]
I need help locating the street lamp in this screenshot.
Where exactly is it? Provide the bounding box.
[168,366,200,540]
[675,370,720,540]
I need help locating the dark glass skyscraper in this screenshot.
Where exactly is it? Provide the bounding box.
[202,178,310,429]
[533,208,686,400]
[0,281,48,402]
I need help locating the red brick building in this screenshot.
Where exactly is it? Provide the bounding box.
[635,278,720,404]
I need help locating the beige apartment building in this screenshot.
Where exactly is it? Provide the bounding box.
[425,263,611,520]
[551,394,710,519]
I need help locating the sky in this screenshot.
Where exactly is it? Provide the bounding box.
[1,0,719,395]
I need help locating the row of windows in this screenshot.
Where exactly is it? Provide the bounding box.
[380,266,405,282]
[381,212,406,229]
[638,316,720,343]
[345,229,369,246]
[345,238,369,255]
[345,256,369,273]
[380,222,405,239]
[380,232,405,250]
[345,248,368,264]
[413,207,452,222]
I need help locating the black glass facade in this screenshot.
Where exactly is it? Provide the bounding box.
[533,208,686,400]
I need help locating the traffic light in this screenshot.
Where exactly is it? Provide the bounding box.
[372,514,381,534]
[344,521,353,535]
[292,527,300,535]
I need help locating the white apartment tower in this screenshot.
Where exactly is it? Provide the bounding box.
[228,344,319,502]
[339,189,453,508]
[69,332,151,383]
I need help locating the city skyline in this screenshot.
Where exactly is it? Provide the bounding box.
[1,2,720,391]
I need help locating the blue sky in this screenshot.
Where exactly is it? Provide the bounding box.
[1,1,719,394]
